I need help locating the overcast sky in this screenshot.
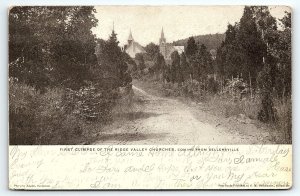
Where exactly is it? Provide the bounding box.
[92,6,291,46]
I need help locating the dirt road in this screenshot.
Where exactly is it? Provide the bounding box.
[92,83,274,145]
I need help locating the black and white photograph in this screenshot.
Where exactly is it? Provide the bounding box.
[7,5,294,190]
[9,5,292,145]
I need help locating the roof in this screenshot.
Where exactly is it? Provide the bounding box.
[125,41,146,58]
[174,46,185,54]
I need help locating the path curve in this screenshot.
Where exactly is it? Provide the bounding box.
[92,84,259,145]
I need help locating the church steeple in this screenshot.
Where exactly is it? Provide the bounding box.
[159,27,166,44]
[128,29,134,45]
[161,27,165,39]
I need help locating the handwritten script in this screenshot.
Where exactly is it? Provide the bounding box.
[9,145,292,189]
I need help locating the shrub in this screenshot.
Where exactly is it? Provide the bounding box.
[257,65,277,123]
[9,79,71,144]
[9,79,109,145]
[273,98,292,143]
[207,77,219,94]
[223,77,250,100]
[9,79,40,144]
[257,93,277,122]
[63,84,117,123]
[181,80,201,97]
[207,94,260,119]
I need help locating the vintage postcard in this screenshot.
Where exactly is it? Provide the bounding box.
[9,5,292,189]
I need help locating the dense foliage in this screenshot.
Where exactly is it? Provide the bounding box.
[174,33,225,51]
[9,6,132,144]
[216,6,291,123]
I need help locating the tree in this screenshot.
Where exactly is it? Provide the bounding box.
[189,44,212,84]
[122,51,137,73]
[268,11,291,98]
[145,42,159,60]
[215,24,243,80]
[9,7,65,91]
[280,11,291,28]
[249,6,279,122]
[9,6,105,144]
[9,6,99,91]
[180,52,190,82]
[55,7,99,89]
[95,29,132,89]
[170,51,180,83]
[135,53,146,71]
[216,6,274,89]
[185,37,197,57]
[153,53,166,80]
[199,44,213,75]
[237,6,266,85]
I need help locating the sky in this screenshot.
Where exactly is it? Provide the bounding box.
[92,6,291,47]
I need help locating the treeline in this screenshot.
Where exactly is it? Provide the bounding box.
[216,6,291,122]
[9,6,132,144]
[140,37,217,93]
[217,7,291,94]
[173,33,225,51]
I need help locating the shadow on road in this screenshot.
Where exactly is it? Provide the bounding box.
[114,111,164,121]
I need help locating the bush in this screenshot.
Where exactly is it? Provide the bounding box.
[257,65,277,123]
[223,77,250,100]
[208,94,260,119]
[207,77,219,94]
[257,93,277,122]
[9,79,73,144]
[273,98,292,143]
[9,79,40,144]
[35,87,66,144]
[63,84,117,123]
[9,79,116,145]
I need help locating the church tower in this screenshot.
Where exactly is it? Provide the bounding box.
[128,29,134,45]
[159,27,166,45]
[125,29,146,58]
[159,27,167,59]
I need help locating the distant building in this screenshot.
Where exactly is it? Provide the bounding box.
[159,28,184,60]
[125,30,146,58]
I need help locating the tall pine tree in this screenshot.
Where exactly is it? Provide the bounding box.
[95,29,132,89]
[185,37,197,57]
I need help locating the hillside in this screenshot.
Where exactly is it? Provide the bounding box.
[173,33,225,51]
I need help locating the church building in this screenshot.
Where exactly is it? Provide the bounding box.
[125,30,146,58]
[159,28,184,60]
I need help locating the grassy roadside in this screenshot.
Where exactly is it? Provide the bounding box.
[133,79,291,144]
